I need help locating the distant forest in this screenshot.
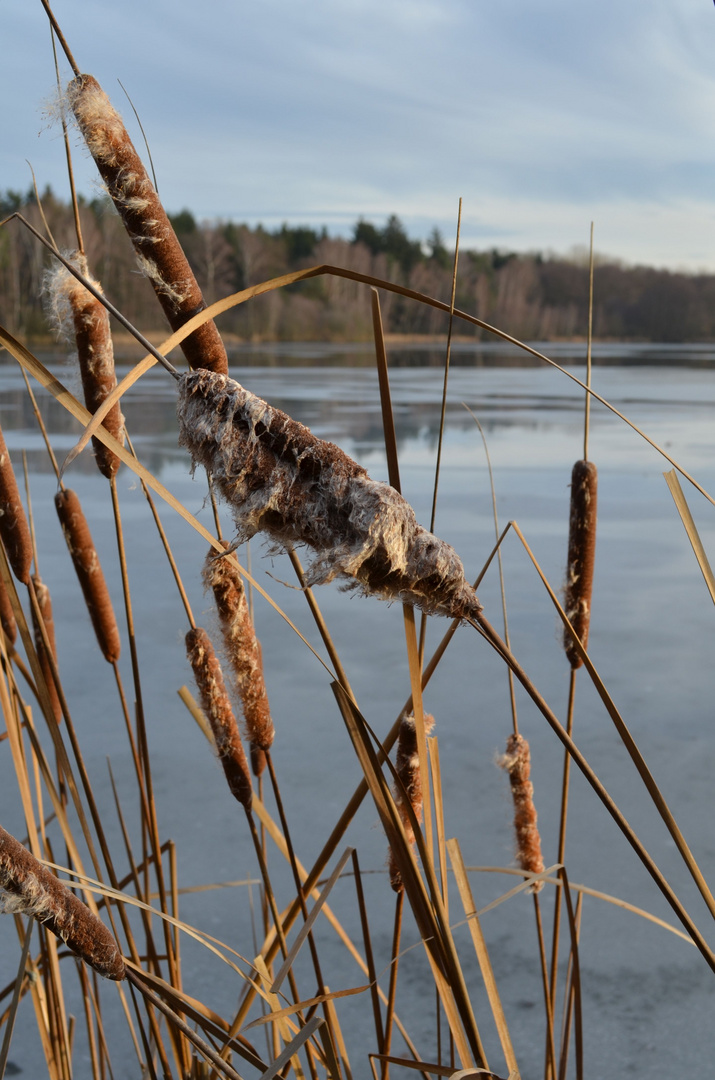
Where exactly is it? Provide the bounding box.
[3,186,715,344]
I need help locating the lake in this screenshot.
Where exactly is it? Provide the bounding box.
[1,342,715,1077]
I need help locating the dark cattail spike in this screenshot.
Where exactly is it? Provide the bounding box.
[0,824,125,980]
[0,572,16,646]
[185,627,252,810]
[54,489,121,663]
[0,426,32,586]
[203,544,274,769]
[564,460,598,668]
[388,713,435,893]
[498,733,545,892]
[66,74,228,377]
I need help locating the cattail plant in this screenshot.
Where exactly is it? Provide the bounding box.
[185,626,253,810]
[178,370,482,621]
[563,460,598,668]
[44,256,124,479]
[66,74,228,377]
[0,426,32,586]
[55,488,121,664]
[498,733,545,892]
[0,824,125,980]
[30,574,62,726]
[0,572,16,646]
[388,714,435,892]
[203,545,273,777]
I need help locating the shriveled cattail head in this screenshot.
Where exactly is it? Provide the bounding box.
[44,255,124,479]
[203,544,274,775]
[388,713,435,893]
[0,426,32,586]
[66,74,228,377]
[0,825,125,980]
[55,489,121,663]
[498,733,544,892]
[31,575,62,727]
[185,627,252,810]
[564,459,598,668]
[178,370,482,622]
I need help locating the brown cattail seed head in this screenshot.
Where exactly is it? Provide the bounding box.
[178,370,482,622]
[67,74,228,377]
[0,572,16,646]
[203,545,274,769]
[564,460,598,668]
[0,825,125,980]
[31,575,63,726]
[55,489,121,663]
[0,426,32,586]
[185,627,252,810]
[44,257,124,479]
[388,713,435,893]
[498,734,544,892]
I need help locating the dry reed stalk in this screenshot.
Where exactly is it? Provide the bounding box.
[54,488,120,663]
[498,734,544,892]
[0,825,125,980]
[185,627,252,809]
[178,370,481,621]
[203,545,273,776]
[0,427,32,586]
[66,74,228,377]
[31,574,62,726]
[44,256,124,479]
[564,460,598,668]
[388,714,435,892]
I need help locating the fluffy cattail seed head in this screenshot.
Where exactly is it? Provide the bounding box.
[178,370,481,622]
[0,825,125,980]
[185,627,252,810]
[564,460,598,668]
[66,74,228,377]
[203,544,274,772]
[55,489,121,663]
[388,713,435,893]
[498,734,544,892]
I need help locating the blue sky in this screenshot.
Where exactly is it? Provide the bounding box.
[3,0,715,269]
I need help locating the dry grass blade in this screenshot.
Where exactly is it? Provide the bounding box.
[257,1016,324,1080]
[664,469,715,603]
[0,921,33,1079]
[245,984,370,1030]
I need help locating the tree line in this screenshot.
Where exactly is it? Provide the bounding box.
[2,186,715,345]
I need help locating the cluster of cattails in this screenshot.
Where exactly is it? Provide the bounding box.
[30,575,62,726]
[185,627,253,810]
[388,714,434,893]
[178,370,482,622]
[44,256,124,479]
[498,734,544,892]
[66,74,228,377]
[55,489,120,664]
[563,460,598,668]
[203,545,273,777]
[0,825,125,980]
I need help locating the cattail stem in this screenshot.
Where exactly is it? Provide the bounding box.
[0,825,124,980]
[55,489,120,663]
[532,892,557,1080]
[67,75,228,376]
[563,460,598,668]
[380,889,404,1080]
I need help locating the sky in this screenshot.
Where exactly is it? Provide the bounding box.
[3,0,715,270]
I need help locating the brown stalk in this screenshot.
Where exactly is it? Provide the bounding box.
[0,825,125,980]
[178,369,481,623]
[204,544,274,774]
[0,425,32,585]
[563,460,598,668]
[67,74,228,376]
[55,488,121,663]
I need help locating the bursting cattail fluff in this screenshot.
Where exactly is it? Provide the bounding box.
[31,575,62,726]
[0,824,125,980]
[44,256,124,479]
[178,370,482,621]
[0,426,32,586]
[563,460,598,668]
[388,714,434,893]
[67,75,228,377]
[186,627,252,810]
[55,489,121,663]
[498,734,544,892]
[203,545,274,777]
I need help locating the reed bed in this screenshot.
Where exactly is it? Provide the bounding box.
[0,16,714,1080]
